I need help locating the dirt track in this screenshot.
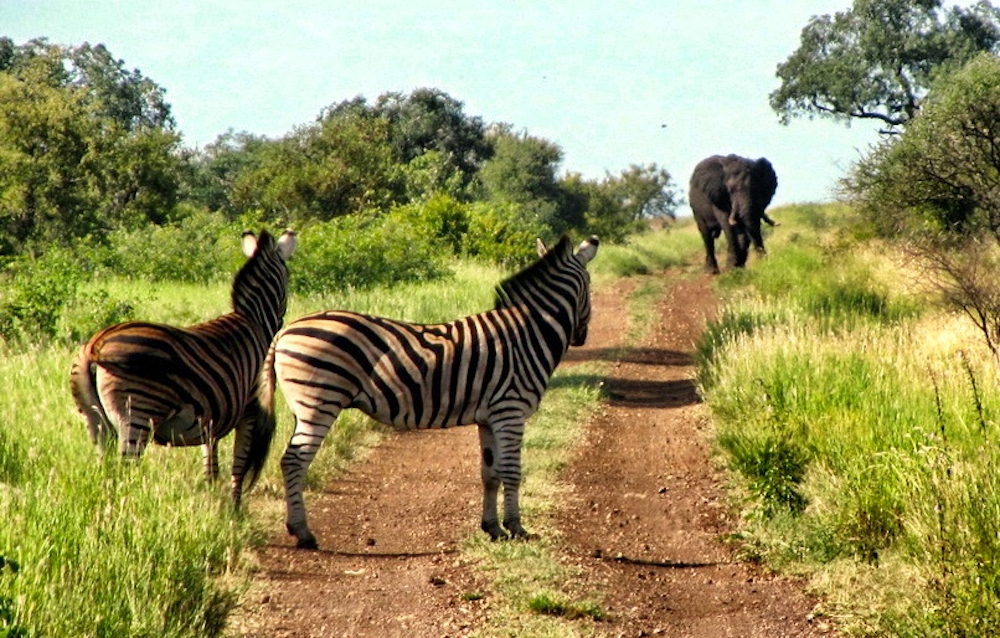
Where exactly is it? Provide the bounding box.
[232,268,834,637]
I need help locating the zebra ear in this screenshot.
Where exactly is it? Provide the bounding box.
[241,231,258,257]
[536,237,548,257]
[576,236,599,265]
[277,229,298,260]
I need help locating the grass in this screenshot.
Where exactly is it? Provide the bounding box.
[0,229,694,637]
[698,203,1000,636]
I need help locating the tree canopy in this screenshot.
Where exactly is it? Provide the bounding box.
[847,52,1000,356]
[0,38,181,254]
[0,38,681,265]
[770,0,1000,130]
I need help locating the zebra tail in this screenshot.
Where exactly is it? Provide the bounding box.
[70,346,112,446]
[243,341,278,490]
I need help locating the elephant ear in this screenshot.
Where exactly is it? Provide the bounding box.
[752,158,778,207]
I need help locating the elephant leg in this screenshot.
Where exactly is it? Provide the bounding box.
[735,231,751,267]
[699,228,721,275]
[722,224,743,270]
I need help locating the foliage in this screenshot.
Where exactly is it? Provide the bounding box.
[462,201,548,266]
[698,202,1000,635]
[848,53,1000,357]
[574,164,680,242]
[771,0,1000,130]
[477,126,570,234]
[101,210,245,284]
[0,247,81,342]
[371,88,493,195]
[289,214,449,295]
[229,110,404,225]
[0,38,182,254]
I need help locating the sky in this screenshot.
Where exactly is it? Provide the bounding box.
[2,1,884,208]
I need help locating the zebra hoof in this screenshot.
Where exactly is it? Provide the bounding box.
[287,522,319,550]
[504,518,533,540]
[481,520,507,541]
[296,537,319,551]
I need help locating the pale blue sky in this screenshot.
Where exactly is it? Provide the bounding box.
[2,1,882,206]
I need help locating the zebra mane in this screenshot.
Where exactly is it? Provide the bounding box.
[231,229,278,313]
[494,235,573,309]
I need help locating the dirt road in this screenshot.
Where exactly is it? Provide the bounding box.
[233,269,833,637]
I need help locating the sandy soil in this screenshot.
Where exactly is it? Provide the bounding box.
[231,268,835,638]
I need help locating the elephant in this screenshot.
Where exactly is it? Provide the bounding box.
[689,154,778,274]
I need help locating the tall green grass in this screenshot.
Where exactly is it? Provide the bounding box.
[699,203,1000,636]
[0,225,699,636]
[0,257,506,637]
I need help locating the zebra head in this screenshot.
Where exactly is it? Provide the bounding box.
[568,236,599,346]
[534,235,600,347]
[232,228,297,335]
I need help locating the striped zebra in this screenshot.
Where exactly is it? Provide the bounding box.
[259,234,599,549]
[69,229,297,505]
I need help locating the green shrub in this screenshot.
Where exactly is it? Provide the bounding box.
[103,211,243,284]
[291,214,449,294]
[0,247,81,342]
[463,201,547,266]
[387,192,470,255]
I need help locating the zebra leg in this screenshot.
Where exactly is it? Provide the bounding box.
[477,424,506,540]
[281,409,339,550]
[202,437,219,483]
[497,421,530,539]
[230,416,252,509]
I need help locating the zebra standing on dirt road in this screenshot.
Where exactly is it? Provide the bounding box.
[258,234,599,550]
[69,228,297,505]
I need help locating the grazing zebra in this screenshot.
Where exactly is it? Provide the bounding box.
[69,229,297,505]
[259,234,599,549]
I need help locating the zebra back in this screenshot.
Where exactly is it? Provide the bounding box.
[71,228,296,493]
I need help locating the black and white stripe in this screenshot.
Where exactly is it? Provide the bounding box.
[69,229,297,504]
[259,235,599,549]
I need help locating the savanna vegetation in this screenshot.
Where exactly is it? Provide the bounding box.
[5,0,1000,635]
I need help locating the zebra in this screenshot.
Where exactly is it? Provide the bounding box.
[69,228,297,505]
[258,234,599,549]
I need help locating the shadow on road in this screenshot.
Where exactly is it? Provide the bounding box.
[563,346,693,367]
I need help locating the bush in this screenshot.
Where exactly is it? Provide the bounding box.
[462,201,547,266]
[103,210,243,284]
[291,214,449,295]
[0,247,81,342]
[386,192,470,255]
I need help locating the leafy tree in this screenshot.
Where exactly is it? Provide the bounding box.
[373,88,492,195]
[0,37,173,132]
[846,53,1000,356]
[771,0,1000,131]
[477,125,568,235]
[559,165,680,243]
[319,89,492,201]
[0,38,181,253]
[182,130,271,216]
[229,109,403,225]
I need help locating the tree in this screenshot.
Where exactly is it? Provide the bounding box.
[771,0,1000,131]
[373,88,492,194]
[0,38,181,253]
[568,165,680,243]
[229,109,403,225]
[477,126,569,234]
[846,53,1000,356]
[182,130,271,216]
